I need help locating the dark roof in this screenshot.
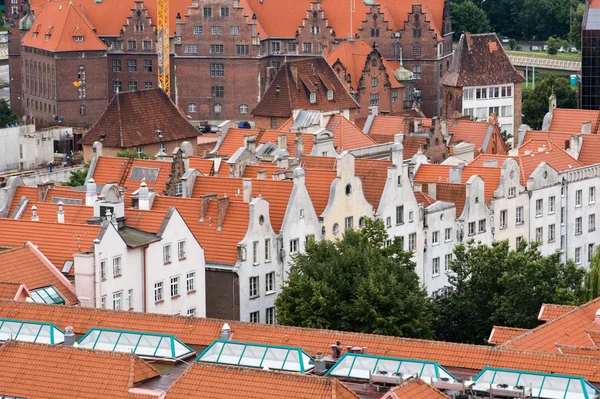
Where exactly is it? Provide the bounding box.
[441,33,525,87]
[80,89,199,148]
[252,57,359,118]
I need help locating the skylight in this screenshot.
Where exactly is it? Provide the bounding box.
[27,286,66,305]
[326,353,456,381]
[0,318,64,344]
[77,328,194,360]
[197,340,314,373]
[472,367,599,399]
[130,167,160,182]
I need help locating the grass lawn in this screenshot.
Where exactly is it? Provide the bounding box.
[507,50,581,62]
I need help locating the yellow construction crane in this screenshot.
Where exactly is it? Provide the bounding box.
[157,0,170,96]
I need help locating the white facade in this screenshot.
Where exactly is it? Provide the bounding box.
[422,201,456,296]
[462,84,515,142]
[457,175,494,246]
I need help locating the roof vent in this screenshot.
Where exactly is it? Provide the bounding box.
[220,323,231,340]
[64,326,75,346]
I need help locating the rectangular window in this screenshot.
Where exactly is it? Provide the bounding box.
[101,295,106,309]
[178,240,186,259]
[536,199,543,216]
[193,25,203,35]
[488,86,500,98]
[501,105,513,117]
[249,276,259,298]
[445,228,452,242]
[185,44,199,54]
[549,196,555,214]
[163,244,172,263]
[576,190,583,206]
[266,272,275,293]
[112,291,122,310]
[345,216,353,230]
[408,233,416,251]
[463,88,474,101]
[128,81,138,91]
[468,222,476,236]
[236,44,249,55]
[444,254,452,273]
[230,25,240,36]
[476,88,487,100]
[266,307,275,324]
[211,86,224,98]
[409,211,414,222]
[303,42,313,53]
[113,257,121,276]
[143,40,152,51]
[432,231,440,245]
[590,214,596,232]
[113,81,123,93]
[561,235,565,251]
[170,276,180,297]
[516,236,524,246]
[127,40,136,50]
[186,272,195,292]
[463,108,474,117]
[500,210,507,228]
[412,45,422,56]
[252,241,259,264]
[548,224,556,242]
[221,7,229,17]
[502,85,512,97]
[210,63,224,77]
[187,308,196,316]
[145,81,153,89]
[489,106,499,116]
[590,187,596,203]
[396,205,404,225]
[188,103,197,113]
[478,219,486,233]
[264,239,271,262]
[143,59,152,73]
[211,25,222,36]
[536,227,543,242]
[391,90,398,103]
[100,260,106,280]
[475,107,488,119]
[370,93,379,106]
[508,187,516,198]
[432,257,440,276]
[290,238,299,254]
[561,206,565,225]
[576,217,583,235]
[589,243,595,262]
[127,289,133,309]
[128,59,137,72]
[271,41,281,53]
[154,281,163,302]
[249,311,259,323]
[112,59,122,72]
[203,7,212,17]
[412,65,422,79]
[575,247,582,264]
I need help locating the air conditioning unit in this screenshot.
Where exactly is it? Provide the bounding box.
[432,378,465,392]
[488,384,531,398]
[369,370,404,386]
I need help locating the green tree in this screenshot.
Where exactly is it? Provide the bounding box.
[522,74,577,130]
[0,99,19,127]
[275,218,434,338]
[585,248,600,301]
[62,163,89,187]
[569,3,585,50]
[434,240,585,344]
[508,39,517,50]
[450,1,492,39]
[546,36,561,54]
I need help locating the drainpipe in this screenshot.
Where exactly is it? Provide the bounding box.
[143,245,148,313]
[562,177,568,263]
[528,190,532,243]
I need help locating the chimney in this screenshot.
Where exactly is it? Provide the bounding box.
[571,134,583,158]
[57,201,64,223]
[294,133,304,159]
[199,194,216,222]
[427,183,437,199]
[581,121,592,134]
[242,178,252,203]
[414,119,423,132]
[290,64,298,85]
[245,135,257,153]
[524,149,532,156]
[549,90,557,113]
[220,323,231,340]
[538,144,547,153]
[431,116,441,136]
[93,141,103,157]
[488,113,499,125]
[449,163,464,184]
[105,209,118,229]
[403,117,414,134]
[257,170,267,180]
[64,326,75,346]
[138,179,150,210]
[392,134,404,167]
[86,178,98,206]
[31,205,39,221]
[278,134,288,151]
[37,181,54,202]
[313,353,327,375]
[216,196,230,231]
[330,342,342,359]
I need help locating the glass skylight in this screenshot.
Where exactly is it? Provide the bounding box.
[472,367,599,399]
[197,340,314,372]
[27,286,66,305]
[326,353,457,381]
[77,328,194,360]
[0,318,64,344]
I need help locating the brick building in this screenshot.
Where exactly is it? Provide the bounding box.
[7,0,451,128]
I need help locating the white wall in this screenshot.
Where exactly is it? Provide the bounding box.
[462,84,515,142]
[422,202,456,296]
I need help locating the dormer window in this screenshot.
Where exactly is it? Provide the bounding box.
[32,33,38,38]
[327,89,333,100]
[309,92,316,104]
[45,34,51,41]
[74,36,84,42]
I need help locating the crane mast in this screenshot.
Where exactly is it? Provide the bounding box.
[157,0,170,96]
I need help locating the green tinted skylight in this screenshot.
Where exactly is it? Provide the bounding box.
[197,340,314,373]
[77,328,194,360]
[27,286,66,305]
[0,318,64,344]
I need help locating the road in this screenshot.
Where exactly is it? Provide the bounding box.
[0,64,9,101]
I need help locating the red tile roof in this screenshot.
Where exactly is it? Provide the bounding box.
[242,164,288,180]
[252,58,359,118]
[488,326,530,345]
[441,33,524,87]
[427,183,467,215]
[538,304,578,322]
[515,140,583,182]
[214,128,314,158]
[0,341,159,399]
[303,169,338,215]
[548,109,600,133]
[81,89,199,148]
[413,164,452,183]
[124,208,169,234]
[0,282,25,301]
[8,185,87,217]
[448,120,494,152]
[164,363,358,399]
[385,378,450,399]
[91,156,173,193]
[0,244,78,305]
[19,202,94,224]
[326,115,376,150]
[578,134,600,166]
[0,219,100,269]
[414,191,436,207]
[367,116,431,135]
[23,1,107,52]
[188,157,215,175]
[462,165,502,203]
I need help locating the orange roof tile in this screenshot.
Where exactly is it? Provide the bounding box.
[242,164,288,180]
[448,120,491,151]
[91,156,173,193]
[427,183,466,215]
[8,185,87,217]
[367,116,431,136]
[214,128,314,158]
[462,165,502,203]
[164,363,358,399]
[0,219,100,269]
[326,115,376,151]
[578,134,600,166]
[0,282,24,300]
[385,378,450,399]
[515,140,583,182]
[413,164,452,183]
[19,202,94,224]
[549,109,600,133]
[23,1,106,52]
[0,341,159,399]
[557,345,600,359]
[488,326,530,345]
[188,157,215,175]
[538,303,578,322]
[0,245,78,305]
[124,208,169,234]
[414,191,436,206]
[4,301,600,382]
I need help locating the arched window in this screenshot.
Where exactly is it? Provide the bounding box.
[239,104,248,114]
[214,103,222,113]
[80,105,86,115]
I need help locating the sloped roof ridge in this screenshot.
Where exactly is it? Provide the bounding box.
[499,297,600,349]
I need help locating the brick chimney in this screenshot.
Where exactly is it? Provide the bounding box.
[216,196,230,231]
[245,135,257,153]
[200,193,216,222]
[37,181,54,202]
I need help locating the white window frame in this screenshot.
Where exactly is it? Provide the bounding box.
[265,271,275,294]
[432,257,440,276]
[290,239,299,254]
[100,259,107,280]
[163,244,172,263]
[444,228,452,242]
[249,276,259,298]
[249,311,259,323]
[266,307,275,324]
[264,239,271,262]
[112,291,122,310]
[186,272,196,292]
[170,276,180,297]
[127,289,133,309]
[576,190,583,207]
[154,281,163,302]
[112,256,121,276]
[432,231,439,245]
[178,240,186,259]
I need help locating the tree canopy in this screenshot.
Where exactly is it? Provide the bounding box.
[0,99,19,127]
[450,1,491,39]
[434,240,585,345]
[522,75,577,130]
[275,218,434,339]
